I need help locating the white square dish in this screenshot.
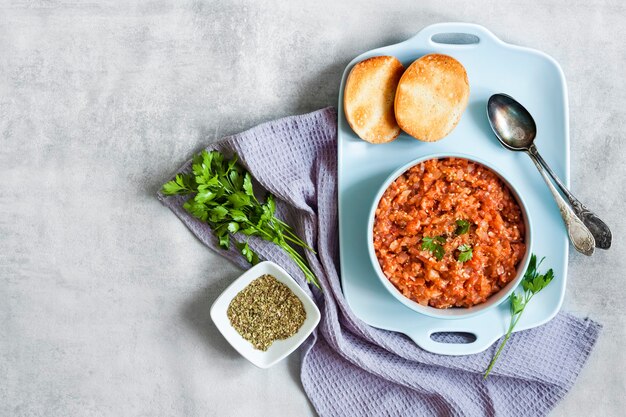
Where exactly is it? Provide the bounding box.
[210,261,321,368]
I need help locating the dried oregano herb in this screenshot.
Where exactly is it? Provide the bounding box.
[227,274,306,351]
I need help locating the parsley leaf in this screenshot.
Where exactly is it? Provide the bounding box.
[510,292,524,315]
[209,206,228,222]
[229,209,247,222]
[227,222,239,233]
[218,233,230,249]
[162,174,195,195]
[484,254,555,378]
[422,236,446,261]
[161,150,320,289]
[227,192,250,209]
[242,173,254,197]
[235,241,260,265]
[455,219,471,235]
[194,189,216,203]
[457,244,473,262]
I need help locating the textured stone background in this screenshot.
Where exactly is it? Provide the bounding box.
[1,1,624,416]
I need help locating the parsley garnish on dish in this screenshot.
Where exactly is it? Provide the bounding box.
[422,236,446,261]
[455,219,471,235]
[457,244,473,262]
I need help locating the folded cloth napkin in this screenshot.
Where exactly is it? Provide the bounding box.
[158,108,601,417]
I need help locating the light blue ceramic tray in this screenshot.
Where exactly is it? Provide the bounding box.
[337,23,569,355]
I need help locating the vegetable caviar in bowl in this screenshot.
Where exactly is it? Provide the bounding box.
[368,154,532,319]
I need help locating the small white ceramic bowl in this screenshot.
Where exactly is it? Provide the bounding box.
[367,153,533,320]
[210,261,321,368]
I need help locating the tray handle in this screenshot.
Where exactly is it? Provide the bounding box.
[410,22,503,49]
[406,320,504,356]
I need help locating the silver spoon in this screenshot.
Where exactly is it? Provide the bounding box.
[487,93,604,256]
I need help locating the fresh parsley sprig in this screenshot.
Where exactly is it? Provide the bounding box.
[483,254,554,379]
[457,244,473,262]
[455,219,471,235]
[162,150,320,289]
[422,236,446,261]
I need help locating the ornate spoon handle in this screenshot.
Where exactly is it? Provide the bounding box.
[529,144,611,249]
[527,152,595,256]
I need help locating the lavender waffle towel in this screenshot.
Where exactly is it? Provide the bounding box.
[158,108,601,417]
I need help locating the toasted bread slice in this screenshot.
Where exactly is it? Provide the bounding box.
[343,56,405,144]
[394,54,469,142]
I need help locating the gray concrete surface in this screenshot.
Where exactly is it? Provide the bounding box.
[1,1,624,416]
